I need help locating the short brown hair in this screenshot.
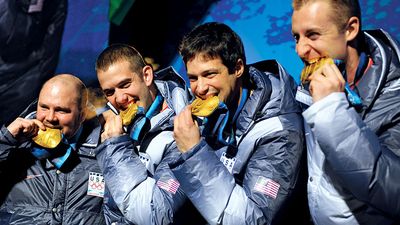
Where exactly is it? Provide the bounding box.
[179,22,246,74]
[95,44,148,79]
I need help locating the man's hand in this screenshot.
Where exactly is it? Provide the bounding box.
[7,117,46,142]
[173,105,201,153]
[101,113,125,142]
[308,63,346,102]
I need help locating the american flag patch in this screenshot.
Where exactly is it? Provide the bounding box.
[156,178,180,194]
[253,176,280,199]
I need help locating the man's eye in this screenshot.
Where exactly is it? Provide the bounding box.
[57,110,68,114]
[188,77,197,82]
[205,72,217,78]
[307,32,319,40]
[104,90,114,97]
[120,82,131,89]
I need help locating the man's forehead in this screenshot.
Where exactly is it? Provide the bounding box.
[39,84,79,104]
[187,57,225,74]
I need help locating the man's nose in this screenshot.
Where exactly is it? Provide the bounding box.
[115,91,129,109]
[296,37,312,60]
[196,77,208,97]
[45,110,57,123]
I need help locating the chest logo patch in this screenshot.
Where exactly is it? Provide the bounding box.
[87,172,105,198]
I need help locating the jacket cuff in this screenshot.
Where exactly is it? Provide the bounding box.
[170,138,207,168]
[1,125,19,146]
[303,92,347,126]
[96,134,131,155]
[182,138,207,160]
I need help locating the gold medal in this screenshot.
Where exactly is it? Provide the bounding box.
[120,103,138,126]
[300,57,334,84]
[191,96,220,117]
[32,127,62,148]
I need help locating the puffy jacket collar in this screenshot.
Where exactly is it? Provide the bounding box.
[154,66,190,116]
[236,60,301,136]
[357,29,400,116]
[79,118,101,149]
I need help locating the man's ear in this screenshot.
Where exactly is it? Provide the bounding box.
[235,59,245,78]
[345,16,360,42]
[79,104,88,124]
[142,65,154,86]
